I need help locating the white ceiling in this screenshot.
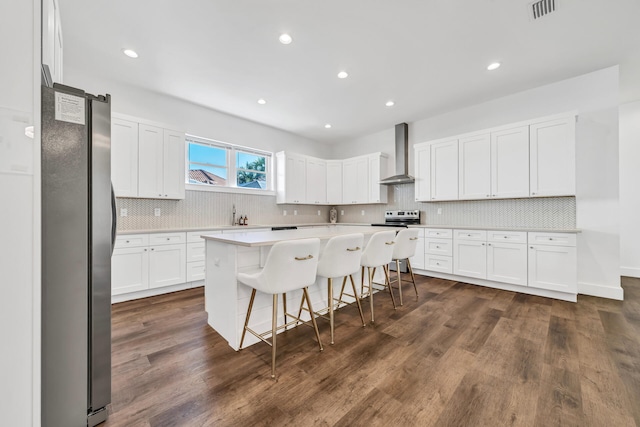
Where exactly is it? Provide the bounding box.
[59,0,640,144]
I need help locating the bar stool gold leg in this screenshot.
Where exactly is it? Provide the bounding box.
[337,276,348,305]
[239,289,257,350]
[303,287,324,351]
[361,266,365,296]
[396,259,403,306]
[283,293,288,330]
[407,258,418,300]
[271,294,278,379]
[328,277,335,345]
[349,274,366,327]
[383,265,397,309]
[369,267,375,323]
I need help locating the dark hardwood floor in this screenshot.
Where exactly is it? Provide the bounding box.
[106,275,640,426]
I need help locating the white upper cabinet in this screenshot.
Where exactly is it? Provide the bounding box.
[326,160,343,205]
[276,152,306,204]
[114,117,185,200]
[414,144,431,201]
[43,0,63,84]
[368,153,388,204]
[306,158,327,205]
[111,118,139,198]
[458,133,491,200]
[343,156,369,204]
[430,139,459,201]
[529,116,576,197]
[491,125,530,198]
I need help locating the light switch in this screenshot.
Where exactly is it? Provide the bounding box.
[437,208,442,215]
[283,210,287,216]
[120,208,128,217]
[361,210,365,216]
[294,210,298,216]
[317,210,321,216]
[154,208,161,217]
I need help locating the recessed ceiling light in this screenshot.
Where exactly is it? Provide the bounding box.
[487,62,501,71]
[324,124,332,129]
[257,98,267,105]
[385,101,395,107]
[122,49,138,58]
[279,34,293,45]
[337,71,349,79]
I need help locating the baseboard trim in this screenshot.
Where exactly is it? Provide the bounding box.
[578,281,624,300]
[112,281,204,304]
[620,266,640,279]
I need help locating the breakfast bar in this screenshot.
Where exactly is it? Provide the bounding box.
[202,225,392,349]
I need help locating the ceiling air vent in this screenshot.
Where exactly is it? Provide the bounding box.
[530,0,556,20]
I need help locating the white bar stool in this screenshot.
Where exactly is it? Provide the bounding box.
[308,233,366,345]
[391,228,420,306]
[237,238,323,379]
[359,230,397,323]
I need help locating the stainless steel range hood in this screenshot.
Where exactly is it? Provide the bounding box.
[380,123,415,185]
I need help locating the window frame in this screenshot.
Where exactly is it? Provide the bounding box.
[185,134,274,195]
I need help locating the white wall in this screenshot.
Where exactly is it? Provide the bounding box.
[620,101,640,278]
[64,69,331,159]
[331,66,622,299]
[0,0,39,425]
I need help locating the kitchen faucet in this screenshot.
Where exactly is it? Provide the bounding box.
[232,204,236,226]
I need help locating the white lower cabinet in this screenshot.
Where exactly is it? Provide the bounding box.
[112,232,186,297]
[409,228,425,270]
[425,255,453,274]
[527,232,577,293]
[453,239,487,279]
[487,242,528,286]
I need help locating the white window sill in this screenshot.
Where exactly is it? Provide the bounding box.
[186,183,276,197]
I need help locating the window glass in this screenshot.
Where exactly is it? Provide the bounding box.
[236,151,267,189]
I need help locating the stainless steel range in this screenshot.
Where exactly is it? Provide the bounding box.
[372,210,420,227]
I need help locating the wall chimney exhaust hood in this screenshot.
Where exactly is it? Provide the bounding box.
[380,123,414,185]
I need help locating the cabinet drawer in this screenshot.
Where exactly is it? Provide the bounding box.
[528,232,576,247]
[424,228,452,239]
[186,261,205,282]
[454,229,487,241]
[424,255,453,274]
[187,242,205,263]
[149,232,186,245]
[487,230,527,244]
[425,238,453,256]
[114,234,149,249]
[187,229,223,242]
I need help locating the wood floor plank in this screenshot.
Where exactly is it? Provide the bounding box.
[103,278,640,426]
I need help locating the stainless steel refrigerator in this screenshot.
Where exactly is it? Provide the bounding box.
[41,83,114,427]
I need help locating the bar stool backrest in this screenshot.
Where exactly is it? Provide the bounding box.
[317,233,364,279]
[259,238,321,294]
[392,228,420,260]
[361,230,397,268]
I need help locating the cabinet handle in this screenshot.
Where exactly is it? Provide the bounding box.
[481,243,485,246]
[436,262,440,265]
[503,236,507,238]
[548,238,553,241]
[144,249,147,251]
[488,243,492,246]
[126,240,130,243]
[530,246,534,249]
[486,195,490,197]
[436,245,440,248]
[158,194,162,196]
[167,238,170,241]
[532,192,536,195]
[467,234,471,237]
[165,194,168,197]
[151,248,155,251]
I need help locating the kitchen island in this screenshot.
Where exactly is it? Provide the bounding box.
[202,225,392,349]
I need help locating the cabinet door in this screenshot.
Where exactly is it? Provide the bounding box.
[163,129,186,199]
[355,157,369,203]
[326,161,343,204]
[530,117,576,197]
[458,133,491,200]
[287,154,306,203]
[528,244,577,293]
[430,139,458,201]
[491,126,529,198]
[410,236,425,270]
[487,242,527,286]
[306,158,327,204]
[138,124,164,198]
[111,119,139,197]
[414,145,431,201]
[343,157,368,204]
[111,247,149,295]
[149,244,187,289]
[453,239,487,279]
[368,154,387,203]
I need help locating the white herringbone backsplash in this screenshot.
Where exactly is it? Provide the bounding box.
[117,185,575,231]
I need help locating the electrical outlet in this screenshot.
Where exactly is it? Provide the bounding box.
[361,210,365,216]
[283,210,287,216]
[341,210,344,216]
[120,208,128,217]
[437,208,442,215]
[294,210,298,216]
[154,208,161,217]
[317,210,321,216]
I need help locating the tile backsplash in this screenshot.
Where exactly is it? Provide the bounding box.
[116,184,575,232]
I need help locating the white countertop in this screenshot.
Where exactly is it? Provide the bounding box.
[408,224,581,233]
[201,225,402,247]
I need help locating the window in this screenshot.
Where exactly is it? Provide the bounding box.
[186,135,272,192]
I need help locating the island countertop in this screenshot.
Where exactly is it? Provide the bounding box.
[201,225,401,247]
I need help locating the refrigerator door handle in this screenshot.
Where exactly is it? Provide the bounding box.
[111,183,117,255]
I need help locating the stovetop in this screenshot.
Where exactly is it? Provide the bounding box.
[372,210,420,227]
